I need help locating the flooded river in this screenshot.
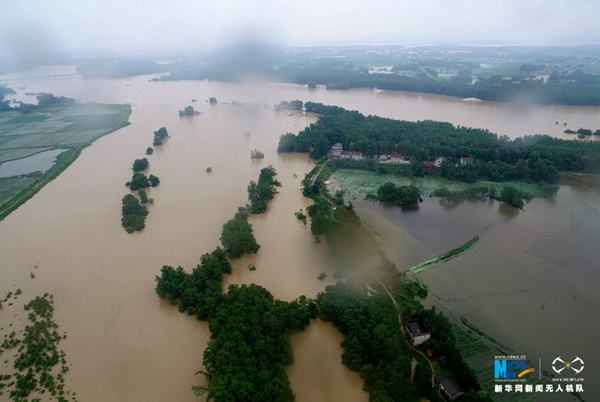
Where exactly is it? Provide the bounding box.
[1,66,600,400]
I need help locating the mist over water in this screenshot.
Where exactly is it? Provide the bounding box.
[3,0,600,70]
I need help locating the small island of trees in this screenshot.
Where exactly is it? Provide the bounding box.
[153,127,169,146]
[178,105,200,117]
[121,194,148,233]
[295,209,307,224]
[220,207,260,258]
[127,172,150,190]
[148,174,160,187]
[132,157,149,172]
[126,172,160,190]
[247,165,280,214]
[121,152,160,233]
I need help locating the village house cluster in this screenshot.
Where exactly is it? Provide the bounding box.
[327,143,474,168]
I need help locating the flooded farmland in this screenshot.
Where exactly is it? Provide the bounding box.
[1,65,600,400]
[346,181,600,399]
[0,148,66,177]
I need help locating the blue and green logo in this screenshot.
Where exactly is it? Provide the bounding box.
[494,358,535,379]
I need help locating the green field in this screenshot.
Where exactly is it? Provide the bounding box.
[330,169,554,201]
[0,102,131,220]
[0,174,41,205]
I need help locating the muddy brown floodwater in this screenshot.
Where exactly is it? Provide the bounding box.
[1,65,600,401]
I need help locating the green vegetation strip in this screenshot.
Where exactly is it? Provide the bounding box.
[0,99,131,221]
[0,148,81,221]
[298,159,490,401]
[408,235,480,274]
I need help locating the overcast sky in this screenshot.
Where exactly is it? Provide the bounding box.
[2,0,600,58]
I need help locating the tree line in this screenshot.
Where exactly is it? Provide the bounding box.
[247,165,280,213]
[121,194,148,233]
[276,62,600,106]
[120,141,163,233]
[278,102,600,184]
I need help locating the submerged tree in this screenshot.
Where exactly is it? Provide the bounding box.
[127,172,150,190]
[153,127,169,146]
[121,194,148,232]
[148,174,160,187]
[499,186,524,209]
[247,166,280,214]
[132,158,149,172]
[220,208,260,258]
